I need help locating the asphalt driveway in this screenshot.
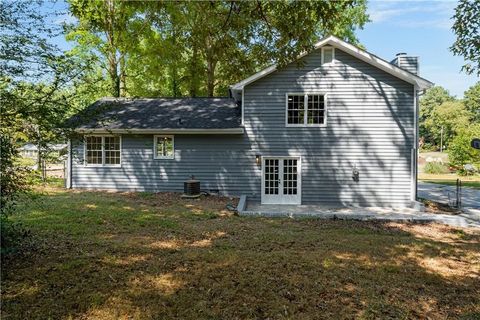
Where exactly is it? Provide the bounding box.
[418,182,480,208]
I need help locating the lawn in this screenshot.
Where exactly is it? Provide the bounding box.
[2,186,480,319]
[419,173,480,189]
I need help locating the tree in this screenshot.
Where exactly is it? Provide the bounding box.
[451,0,480,76]
[463,82,480,122]
[66,0,369,97]
[67,0,142,97]
[419,86,455,148]
[0,134,29,255]
[424,101,472,150]
[1,0,95,178]
[448,124,480,174]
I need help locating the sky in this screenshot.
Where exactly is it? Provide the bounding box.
[358,0,478,97]
[48,0,477,98]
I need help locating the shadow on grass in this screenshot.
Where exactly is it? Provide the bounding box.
[2,188,480,319]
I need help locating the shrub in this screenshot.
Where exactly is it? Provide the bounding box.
[448,124,480,175]
[1,134,29,257]
[424,162,450,174]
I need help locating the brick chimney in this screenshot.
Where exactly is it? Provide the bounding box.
[391,53,419,75]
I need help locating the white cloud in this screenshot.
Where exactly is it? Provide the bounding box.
[368,1,456,29]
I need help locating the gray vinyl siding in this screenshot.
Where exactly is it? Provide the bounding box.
[392,56,418,75]
[243,48,414,206]
[71,135,257,195]
[71,47,415,207]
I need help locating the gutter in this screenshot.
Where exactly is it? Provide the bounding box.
[74,128,245,135]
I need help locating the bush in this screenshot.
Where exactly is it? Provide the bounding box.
[448,124,480,175]
[424,162,450,174]
[1,134,29,257]
[420,142,438,152]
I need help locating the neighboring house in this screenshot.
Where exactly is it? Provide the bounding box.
[19,143,68,159]
[68,36,433,207]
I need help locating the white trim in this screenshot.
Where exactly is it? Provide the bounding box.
[230,35,433,90]
[153,135,175,160]
[83,134,122,167]
[261,156,302,205]
[285,92,328,127]
[412,87,419,201]
[66,139,72,188]
[76,128,244,134]
[321,46,335,65]
[241,89,245,125]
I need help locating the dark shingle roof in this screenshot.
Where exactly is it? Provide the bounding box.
[70,97,241,130]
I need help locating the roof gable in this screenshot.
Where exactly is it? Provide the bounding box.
[231,36,433,90]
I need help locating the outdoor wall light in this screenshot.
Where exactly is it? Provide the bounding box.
[352,165,360,182]
[255,155,261,166]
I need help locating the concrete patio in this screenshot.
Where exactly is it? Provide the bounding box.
[238,200,480,229]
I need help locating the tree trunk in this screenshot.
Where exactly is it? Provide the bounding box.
[119,54,127,97]
[206,58,217,97]
[108,54,120,97]
[105,0,120,97]
[169,63,180,97]
[189,45,200,97]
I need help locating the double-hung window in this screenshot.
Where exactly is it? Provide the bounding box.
[286,93,327,126]
[154,135,174,159]
[85,135,121,166]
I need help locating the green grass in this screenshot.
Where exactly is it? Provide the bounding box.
[421,179,480,189]
[419,173,480,189]
[2,185,480,319]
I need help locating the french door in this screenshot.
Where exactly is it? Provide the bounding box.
[261,157,301,204]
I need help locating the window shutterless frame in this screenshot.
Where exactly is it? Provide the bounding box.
[83,135,122,167]
[153,135,175,160]
[285,92,328,127]
[321,46,335,65]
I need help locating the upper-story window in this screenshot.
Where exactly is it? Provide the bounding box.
[286,94,327,126]
[322,47,335,64]
[85,135,121,166]
[154,135,174,159]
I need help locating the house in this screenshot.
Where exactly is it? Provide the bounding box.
[67,36,433,208]
[19,143,68,159]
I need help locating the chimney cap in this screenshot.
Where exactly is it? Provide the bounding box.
[396,52,407,57]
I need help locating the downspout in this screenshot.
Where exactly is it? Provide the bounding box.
[412,87,424,202]
[67,139,72,189]
[411,86,418,202]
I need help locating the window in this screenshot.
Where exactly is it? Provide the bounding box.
[286,95,305,125]
[85,136,121,166]
[154,135,174,159]
[286,94,326,126]
[322,47,334,64]
[307,95,325,124]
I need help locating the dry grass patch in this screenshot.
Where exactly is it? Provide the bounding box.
[1,186,480,319]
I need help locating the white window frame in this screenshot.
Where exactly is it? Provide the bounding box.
[153,135,175,160]
[285,92,328,127]
[321,46,335,65]
[84,135,122,167]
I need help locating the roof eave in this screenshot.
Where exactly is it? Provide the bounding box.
[231,35,434,91]
[75,128,245,135]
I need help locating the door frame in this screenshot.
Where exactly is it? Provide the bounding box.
[261,156,302,205]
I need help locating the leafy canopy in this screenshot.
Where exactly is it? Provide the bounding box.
[451,0,480,76]
[65,0,369,97]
